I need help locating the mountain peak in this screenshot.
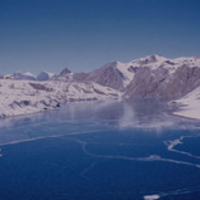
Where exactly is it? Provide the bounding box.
[23,72,36,77]
[131,54,167,65]
[4,71,37,80]
[107,60,124,68]
[141,54,166,63]
[37,71,54,81]
[59,67,71,76]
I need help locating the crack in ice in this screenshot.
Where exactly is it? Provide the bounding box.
[66,138,200,169]
[164,134,200,160]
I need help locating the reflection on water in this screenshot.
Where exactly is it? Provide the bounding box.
[0,100,200,200]
[0,99,197,141]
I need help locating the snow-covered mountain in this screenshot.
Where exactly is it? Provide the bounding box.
[2,54,200,118]
[52,67,74,82]
[4,71,56,82]
[54,55,200,97]
[54,61,136,91]
[79,61,136,91]
[124,55,200,99]
[0,79,120,117]
[4,72,37,81]
[37,71,55,81]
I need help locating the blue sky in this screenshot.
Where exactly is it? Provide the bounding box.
[1,0,200,75]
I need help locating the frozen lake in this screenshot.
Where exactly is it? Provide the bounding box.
[0,100,200,200]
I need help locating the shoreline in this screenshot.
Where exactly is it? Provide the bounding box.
[0,98,199,123]
[168,110,200,122]
[170,112,200,122]
[167,101,200,122]
[0,98,121,120]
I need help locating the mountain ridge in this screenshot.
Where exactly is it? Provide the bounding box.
[1,54,200,119]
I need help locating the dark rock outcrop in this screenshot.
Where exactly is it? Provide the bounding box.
[124,64,200,100]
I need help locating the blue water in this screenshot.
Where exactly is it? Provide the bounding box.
[0,100,200,200]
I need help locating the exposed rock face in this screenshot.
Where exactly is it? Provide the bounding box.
[124,61,200,100]
[54,61,135,91]
[169,65,200,97]
[81,62,126,91]
[137,54,160,65]
[52,67,74,82]
[2,54,200,108]
[83,61,136,91]
[59,67,71,76]
[48,55,200,99]
[124,67,169,99]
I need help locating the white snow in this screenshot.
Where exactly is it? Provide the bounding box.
[54,72,74,82]
[129,54,200,75]
[1,55,200,118]
[3,72,36,80]
[24,72,36,78]
[115,61,135,86]
[130,55,167,69]
[0,79,120,118]
[3,74,12,79]
[42,71,54,78]
[171,86,200,120]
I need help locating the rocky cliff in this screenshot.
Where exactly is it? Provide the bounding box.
[124,55,200,99]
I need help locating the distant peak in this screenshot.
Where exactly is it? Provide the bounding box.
[142,54,166,62]
[149,54,163,58]
[59,67,71,76]
[112,60,118,65]
[131,54,167,65]
[37,71,54,81]
[24,72,36,77]
[109,60,123,67]
[13,71,36,77]
[113,60,121,64]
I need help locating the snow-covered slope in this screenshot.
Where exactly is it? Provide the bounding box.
[128,54,200,73]
[1,54,200,118]
[171,86,200,120]
[0,79,120,117]
[54,55,200,95]
[80,61,135,91]
[4,72,37,81]
[53,67,74,82]
[115,61,136,86]
[54,62,136,91]
[4,71,55,81]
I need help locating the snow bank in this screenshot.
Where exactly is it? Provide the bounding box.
[171,86,200,120]
[0,79,120,118]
